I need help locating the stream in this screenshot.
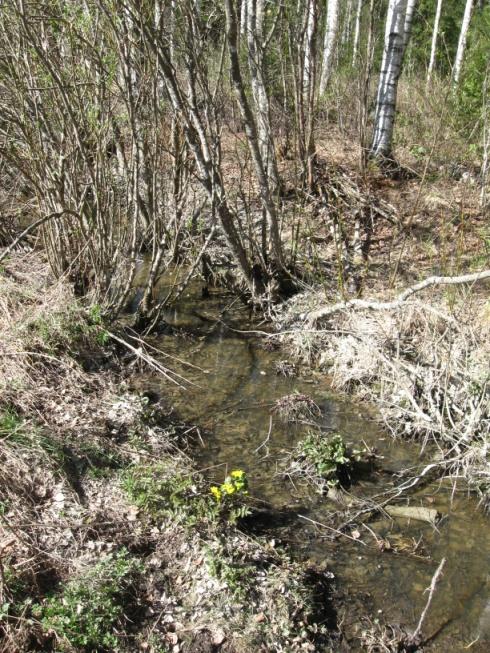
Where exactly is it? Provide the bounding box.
[131,274,490,651]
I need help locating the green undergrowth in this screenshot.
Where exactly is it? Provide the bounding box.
[32,549,143,652]
[286,430,372,494]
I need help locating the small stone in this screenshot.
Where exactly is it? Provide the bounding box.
[254,612,266,623]
[212,629,226,645]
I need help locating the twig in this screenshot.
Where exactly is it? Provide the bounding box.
[298,514,367,546]
[107,331,196,388]
[0,210,79,264]
[254,415,273,454]
[410,557,446,644]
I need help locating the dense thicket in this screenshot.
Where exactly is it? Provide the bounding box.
[0,0,488,322]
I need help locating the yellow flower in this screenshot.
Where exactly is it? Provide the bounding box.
[210,486,222,501]
[230,470,245,479]
[221,482,236,495]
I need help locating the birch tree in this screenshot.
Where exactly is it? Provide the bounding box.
[246,0,280,191]
[427,0,443,85]
[370,0,412,161]
[319,0,340,95]
[402,0,417,49]
[453,0,474,87]
[352,0,363,65]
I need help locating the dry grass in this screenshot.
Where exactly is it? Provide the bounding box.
[278,287,490,504]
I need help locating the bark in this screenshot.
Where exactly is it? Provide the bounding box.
[319,0,340,95]
[352,0,363,65]
[370,0,409,160]
[246,0,280,191]
[402,0,417,50]
[240,0,247,37]
[427,0,443,85]
[452,0,474,87]
[303,0,318,187]
[341,0,353,47]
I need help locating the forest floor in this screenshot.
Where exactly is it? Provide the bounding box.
[273,126,489,507]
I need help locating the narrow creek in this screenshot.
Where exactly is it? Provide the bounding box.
[132,275,490,651]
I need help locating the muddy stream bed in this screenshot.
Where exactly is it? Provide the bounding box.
[131,277,490,651]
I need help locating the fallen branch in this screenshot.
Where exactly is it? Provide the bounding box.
[410,557,446,645]
[305,269,490,324]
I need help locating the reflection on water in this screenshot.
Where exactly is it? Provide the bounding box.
[132,277,490,651]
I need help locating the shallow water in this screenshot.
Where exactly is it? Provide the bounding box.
[132,276,490,651]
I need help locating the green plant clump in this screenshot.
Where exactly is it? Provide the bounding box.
[33,549,142,652]
[299,432,349,486]
[122,463,219,526]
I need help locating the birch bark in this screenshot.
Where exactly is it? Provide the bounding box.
[403,0,417,50]
[427,0,443,85]
[352,0,363,65]
[370,0,409,160]
[319,0,339,95]
[453,0,474,87]
[246,0,280,191]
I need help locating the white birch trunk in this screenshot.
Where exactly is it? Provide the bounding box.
[303,0,316,94]
[427,0,443,85]
[452,0,474,87]
[481,68,490,207]
[319,0,340,95]
[341,0,353,47]
[370,0,409,160]
[352,0,363,65]
[402,0,417,49]
[246,0,279,189]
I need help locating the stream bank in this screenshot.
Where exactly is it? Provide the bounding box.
[129,272,490,652]
[0,254,335,653]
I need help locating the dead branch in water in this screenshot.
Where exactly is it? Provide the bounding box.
[305,269,490,324]
[410,557,446,645]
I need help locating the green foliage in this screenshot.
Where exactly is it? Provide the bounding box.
[33,549,143,652]
[457,7,490,131]
[210,469,250,525]
[298,432,349,486]
[122,463,219,526]
[205,543,254,600]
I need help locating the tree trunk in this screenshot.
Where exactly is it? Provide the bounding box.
[402,0,417,50]
[452,0,474,87]
[370,0,410,161]
[427,0,443,86]
[240,0,247,38]
[246,0,280,191]
[303,0,318,188]
[224,0,284,272]
[319,0,340,95]
[352,0,363,65]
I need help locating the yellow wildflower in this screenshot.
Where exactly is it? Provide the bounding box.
[221,482,236,495]
[210,486,222,501]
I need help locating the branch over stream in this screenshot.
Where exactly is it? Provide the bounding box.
[304,269,490,324]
